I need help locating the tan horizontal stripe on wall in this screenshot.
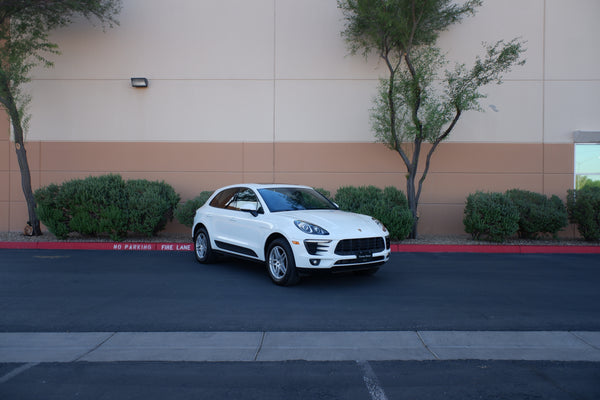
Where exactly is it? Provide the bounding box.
[2,141,575,235]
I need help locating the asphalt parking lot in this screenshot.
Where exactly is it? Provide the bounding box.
[1,250,599,399]
[1,250,598,332]
[1,360,599,400]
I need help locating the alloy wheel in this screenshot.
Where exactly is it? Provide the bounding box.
[269,245,287,279]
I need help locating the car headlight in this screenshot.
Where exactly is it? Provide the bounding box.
[294,220,329,235]
[372,217,388,233]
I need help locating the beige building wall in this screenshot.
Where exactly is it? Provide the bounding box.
[3,0,600,235]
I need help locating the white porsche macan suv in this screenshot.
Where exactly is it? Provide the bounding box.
[192,184,391,285]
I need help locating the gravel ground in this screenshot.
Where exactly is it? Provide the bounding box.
[1,230,598,246]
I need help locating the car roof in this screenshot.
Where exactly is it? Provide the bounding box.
[217,183,313,191]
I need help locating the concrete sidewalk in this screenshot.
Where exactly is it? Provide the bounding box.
[2,331,599,363]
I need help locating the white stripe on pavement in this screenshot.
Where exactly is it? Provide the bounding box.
[0,363,39,384]
[357,360,389,400]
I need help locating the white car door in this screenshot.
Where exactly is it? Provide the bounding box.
[208,187,269,259]
[204,187,240,249]
[225,188,271,259]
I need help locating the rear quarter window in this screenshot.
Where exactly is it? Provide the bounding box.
[209,188,239,209]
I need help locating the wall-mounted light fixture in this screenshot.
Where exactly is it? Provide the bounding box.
[131,77,148,88]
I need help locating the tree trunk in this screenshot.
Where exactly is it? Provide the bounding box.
[14,140,41,235]
[6,99,42,235]
[406,167,419,239]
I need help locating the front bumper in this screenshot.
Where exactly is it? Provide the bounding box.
[291,236,391,270]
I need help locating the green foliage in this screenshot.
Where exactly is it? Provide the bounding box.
[505,189,568,239]
[338,0,481,59]
[446,39,526,112]
[463,191,519,242]
[0,1,121,135]
[34,174,180,240]
[61,174,128,240]
[371,47,454,146]
[334,186,413,240]
[370,35,526,150]
[567,186,600,241]
[34,183,70,238]
[174,191,214,228]
[338,0,525,239]
[339,0,525,147]
[0,1,121,236]
[127,180,181,236]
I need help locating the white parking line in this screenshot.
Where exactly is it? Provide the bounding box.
[357,360,388,400]
[0,363,39,384]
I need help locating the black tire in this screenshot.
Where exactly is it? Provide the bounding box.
[266,238,300,286]
[194,227,216,263]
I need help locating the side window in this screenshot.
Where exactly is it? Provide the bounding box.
[209,188,239,209]
[232,188,261,212]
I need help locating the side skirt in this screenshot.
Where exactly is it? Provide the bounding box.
[214,240,259,259]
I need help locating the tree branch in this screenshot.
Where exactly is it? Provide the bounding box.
[415,107,462,204]
[404,52,423,137]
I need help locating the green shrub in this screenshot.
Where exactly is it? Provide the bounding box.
[174,191,213,228]
[505,189,568,239]
[62,175,128,240]
[567,186,600,241]
[127,180,181,236]
[463,191,519,242]
[35,175,180,240]
[334,185,413,240]
[34,183,70,239]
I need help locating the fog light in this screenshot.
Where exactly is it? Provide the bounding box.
[310,259,321,266]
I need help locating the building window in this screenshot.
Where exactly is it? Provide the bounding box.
[574,131,600,189]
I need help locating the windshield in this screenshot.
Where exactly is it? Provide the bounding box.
[258,187,337,212]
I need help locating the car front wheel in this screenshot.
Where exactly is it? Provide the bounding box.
[266,238,300,286]
[194,227,216,263]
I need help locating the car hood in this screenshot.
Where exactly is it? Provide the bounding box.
[275,209,386,237]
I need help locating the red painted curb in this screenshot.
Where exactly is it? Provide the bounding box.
[1,241,599,253]
[391,244,600,254]
[0,242,193,251]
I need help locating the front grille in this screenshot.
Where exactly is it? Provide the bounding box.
[334,237,385,256]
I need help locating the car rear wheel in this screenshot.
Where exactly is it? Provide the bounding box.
[194,227,216,263]
[266,238,300,286]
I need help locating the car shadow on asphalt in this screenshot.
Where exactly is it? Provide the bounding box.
[208,254,384,289]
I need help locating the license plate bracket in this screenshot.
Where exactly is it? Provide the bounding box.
[356,250,373,262]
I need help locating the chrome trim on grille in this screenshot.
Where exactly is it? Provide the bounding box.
[334,255,385,266]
